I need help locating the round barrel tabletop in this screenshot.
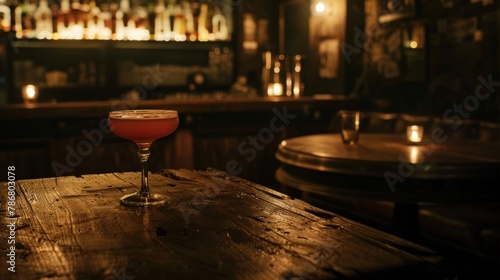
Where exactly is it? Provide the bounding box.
[276,133,500,179]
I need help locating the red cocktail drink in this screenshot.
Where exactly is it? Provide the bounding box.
[108,110,179,149]
[108,110,179,206]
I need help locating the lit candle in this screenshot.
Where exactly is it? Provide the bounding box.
[22,84,39,104]
[407,125,423,143]
[267,84,274,96]
[272,83,283,96]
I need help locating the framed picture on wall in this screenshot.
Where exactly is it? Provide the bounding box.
[378,0,416,24]
[318,38,340,79]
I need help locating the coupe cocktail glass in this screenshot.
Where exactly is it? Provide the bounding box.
[108,110,179,206]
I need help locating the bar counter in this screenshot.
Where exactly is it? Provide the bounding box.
[0,95,353,120]
[0,169,445,279]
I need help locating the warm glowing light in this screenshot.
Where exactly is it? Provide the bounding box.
[410,41,418,49]
[22,84,39,104]
[315,2,326,13]
[407,125,424,143]
[267,83,283,96]
[25,86,36,98]
[409,146,421,164]
[273,83,283,96]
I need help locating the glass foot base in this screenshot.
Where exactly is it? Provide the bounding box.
[120,192,169,207]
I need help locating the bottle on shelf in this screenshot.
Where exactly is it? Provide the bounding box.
[7,0,233,41]
[49,1,58,36]
[292,55,302,97]
[164,0,174,39]
[70,0,85,39]
[86,0,100,39]
[197,2,209,41]
[153,0,166,40]
[34,0,53,39]
[14,1,22,36]
[19,0,37,38]
[212,5,227,41]
[128,0,149,40]
[261,51,272,95]
[190,1,200,40]
[97,3,111,39]
[27,0,37,37]
[109,2,118,38]
[182,0,194,40]
[172,0,185,41]
[284,56,292,97]
[0,0,10,32]
[57,0,71,38]
[267,54,285,96]
[114,0,130,40]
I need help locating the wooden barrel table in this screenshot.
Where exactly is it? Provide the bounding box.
[275,133,500,240]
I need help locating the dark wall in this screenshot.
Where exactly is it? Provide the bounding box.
[359,0,499,120]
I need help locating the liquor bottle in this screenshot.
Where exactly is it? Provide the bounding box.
[14,0,22,36]
[292,55,302,97]
[261,51,272,95]
[153,0,166,40]
[49,1,58,37]
[118,0,130,21]
[70,0,84,39]
[23,0,37,38]
[182,0,194,40]
[284,56,292,96]
[97,3,111,39]
[34,0,52,39]
[153,0,165,41]
[190,1,199,40]
[57,0,71,38]
[212,5,227,41]
[0,0,10,32]
[172,1,185,40]
[271,55,284,96]
[197,2,209,41]
[128,0,149,40]
[86,0,100,39]
[115,0,130,39]
[163,0,173,39]
[80,0,90,36]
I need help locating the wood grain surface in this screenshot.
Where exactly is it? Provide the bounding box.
[1,169,444,279]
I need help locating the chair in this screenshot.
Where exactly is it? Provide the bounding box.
[479,121,500,142]
[431,117,480,140]
[359,112,399,133]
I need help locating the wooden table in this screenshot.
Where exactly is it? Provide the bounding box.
[275,133,500,239]
[1,169,444,279]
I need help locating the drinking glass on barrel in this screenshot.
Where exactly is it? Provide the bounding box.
[340,111,360,145]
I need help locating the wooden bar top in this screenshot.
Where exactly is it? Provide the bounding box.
[1,169,444,279]
[0,95,352,120]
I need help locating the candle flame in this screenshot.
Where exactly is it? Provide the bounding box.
[407,125,423,143]
[25,85,37,99]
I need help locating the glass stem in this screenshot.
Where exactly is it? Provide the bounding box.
[138,147,151,197]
